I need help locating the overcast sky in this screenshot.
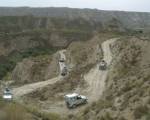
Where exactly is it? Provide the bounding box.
[0,0,150,12]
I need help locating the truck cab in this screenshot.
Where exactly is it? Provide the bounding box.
[64,93,87,108]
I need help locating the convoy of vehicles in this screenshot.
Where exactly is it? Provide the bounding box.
[1,53,106,107]
[64,93,88,108]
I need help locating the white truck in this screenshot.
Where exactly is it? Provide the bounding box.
[3,88,13,101]
[64,93,87,108]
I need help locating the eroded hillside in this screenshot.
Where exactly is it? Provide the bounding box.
[71,37,150,120]
[0,7,150,120]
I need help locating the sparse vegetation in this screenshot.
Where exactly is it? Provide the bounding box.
[0,7,150,120]
[26,106,61,120]
[0,47,58,80]
[0,99,63,120]
[0,100,34,120]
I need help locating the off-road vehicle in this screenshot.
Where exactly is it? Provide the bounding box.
[61,67,67,76]
[99,60,107,70]
[3,88,13,101]
[64,93,87,108]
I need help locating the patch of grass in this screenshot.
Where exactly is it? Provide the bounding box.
[0,101,34,120]
[26,105,61,120]
[0,100,62,120]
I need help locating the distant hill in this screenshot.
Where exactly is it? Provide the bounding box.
[0,7,150,30]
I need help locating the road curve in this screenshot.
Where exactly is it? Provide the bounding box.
[84,38,118,102]
[12,50,66,98]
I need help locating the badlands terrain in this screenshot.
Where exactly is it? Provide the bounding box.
[0,7,150,120]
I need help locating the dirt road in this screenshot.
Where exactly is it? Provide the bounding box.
[45,38,118,114]
[12,76,61,98]
[12,37,117,114]
[12,50,66,98]
[58,50,67,72]
[84,38,118,102]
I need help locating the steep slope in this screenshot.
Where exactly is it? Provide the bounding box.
[73,36,150,120]
[0,16,94,80]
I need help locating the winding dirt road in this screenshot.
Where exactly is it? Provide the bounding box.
[84,38,118,102]
[12,37,117,110]
[12,50,66,98]
[45,38,119,114]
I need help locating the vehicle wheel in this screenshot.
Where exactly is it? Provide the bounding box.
[84,100,88,104]
[72,104,76,108]
[66,102,70,108]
